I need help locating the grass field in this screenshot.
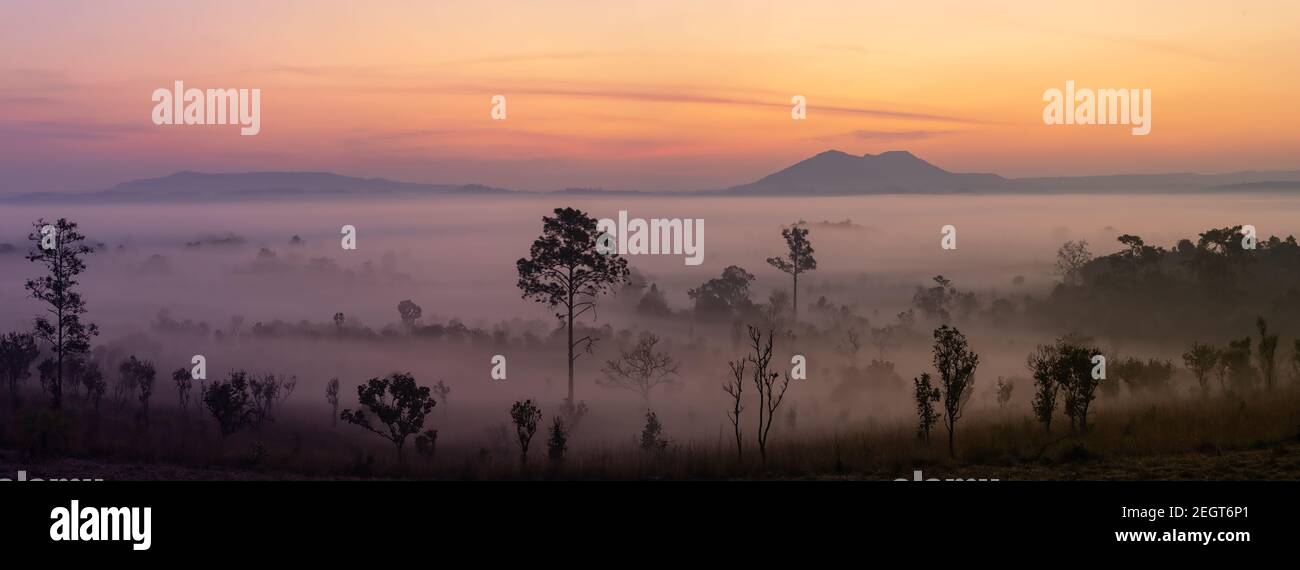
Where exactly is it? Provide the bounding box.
[4,384,1297,481]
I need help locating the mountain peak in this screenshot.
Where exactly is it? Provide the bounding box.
[875,150,918,159]
[815,149,854,158]
[723,149,1006,195]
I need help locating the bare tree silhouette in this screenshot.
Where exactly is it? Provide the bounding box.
[722,358,745,460]
[599,333,678,403]
[742,326,791,462]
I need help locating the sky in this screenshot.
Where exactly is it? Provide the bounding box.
[2,0,1299,193]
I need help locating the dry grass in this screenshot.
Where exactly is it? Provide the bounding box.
[2,385,1299,480]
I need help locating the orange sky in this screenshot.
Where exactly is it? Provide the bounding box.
[2,0,1298,192]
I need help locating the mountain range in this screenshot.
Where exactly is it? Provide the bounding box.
[5,151,1300,202]
[3,171,509,202]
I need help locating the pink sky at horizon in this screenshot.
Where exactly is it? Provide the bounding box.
[2,0,1299,193]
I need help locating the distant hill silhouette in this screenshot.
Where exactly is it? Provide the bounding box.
[6,152,1300,202]
[722,150,1300,195]
[4,171,510,202]
[1011,172,1300,193]
[722,150,1008,195]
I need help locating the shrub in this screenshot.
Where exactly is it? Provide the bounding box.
[172,367,193,412]
[415,429,439,460]
[19,408,71,458]
[119,356,156,425]
[0,332,39,405]
[510,399,542,466]
[913,373,939,442]
[547,417,568,464]
[249,373,296,427]
[639,410,668,452]
[203,370,256,437]
[340,372,437,460]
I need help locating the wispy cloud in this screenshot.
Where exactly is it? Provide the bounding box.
[262,52,643,77]
[341,126,677,154]
[426,83,993,125]
[0,95,61,106]
[0,68,78,108]
[436,51,643,66]
[0,120,147,140]
[341,128,461,145]
[850,129,959,140]
[267,63,394,77]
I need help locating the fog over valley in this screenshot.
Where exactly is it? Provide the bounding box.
[4,191,1299,461]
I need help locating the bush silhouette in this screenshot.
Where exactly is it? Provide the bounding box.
[117,356,156,425]
[0,332,39,406]
[203,370,256,437]
[171,367,193,412]
[547,416,567,464]
[913,372,939,442]
[249,372,296,427]
[415,428,439,461]
[510,399,542,466]
[640,410,668,452]
[340,372,437,460]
